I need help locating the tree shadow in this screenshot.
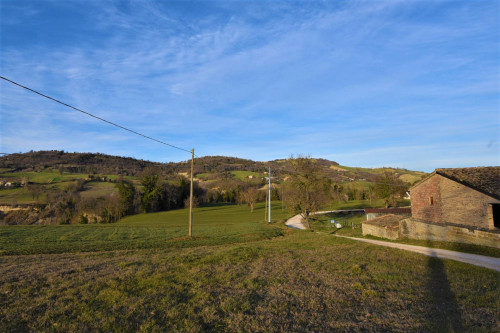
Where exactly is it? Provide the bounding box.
[424,248,464,332]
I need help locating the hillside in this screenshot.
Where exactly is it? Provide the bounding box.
[0,151,426,183]
[0,151,424,225]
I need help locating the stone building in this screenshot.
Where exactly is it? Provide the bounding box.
[410,167,500,230]
[363,167,500,248]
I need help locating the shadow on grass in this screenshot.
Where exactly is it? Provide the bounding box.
[328,228,343,235]
[425,249,464,332]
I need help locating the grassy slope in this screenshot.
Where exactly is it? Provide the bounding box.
[337,165,426,184]
[0,171,122,204]
[1,229,498,332]
[0,187,36,204]
[0,202,289,255]
[230,170,264,180]
[80,181,117,199]
[0,171,88,183]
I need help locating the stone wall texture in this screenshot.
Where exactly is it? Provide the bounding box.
[411,174,500,229]
[399,218,500,249]
[362,223,400,240]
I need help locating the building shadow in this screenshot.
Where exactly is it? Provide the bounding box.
[424,248,464,332]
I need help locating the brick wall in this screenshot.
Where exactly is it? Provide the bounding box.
[411,174,500,229]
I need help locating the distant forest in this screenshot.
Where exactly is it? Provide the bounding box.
[0,151,281,176]
[0,151,419,226]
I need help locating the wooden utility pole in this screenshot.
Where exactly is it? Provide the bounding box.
[189,149,194,237]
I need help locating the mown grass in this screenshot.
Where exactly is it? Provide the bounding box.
[0,202,290,255]
[0,230,498,332]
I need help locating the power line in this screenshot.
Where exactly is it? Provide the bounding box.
[0,76,192,154]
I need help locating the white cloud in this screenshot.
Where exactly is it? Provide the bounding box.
[1,0,498,169]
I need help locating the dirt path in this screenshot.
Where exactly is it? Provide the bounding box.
[335,235,500,272]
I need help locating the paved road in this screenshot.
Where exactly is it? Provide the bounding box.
[335,235,500,272]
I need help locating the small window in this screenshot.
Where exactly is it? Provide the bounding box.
[429,196,434,205]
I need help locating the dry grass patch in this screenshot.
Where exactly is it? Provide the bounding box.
[1,232,498,332]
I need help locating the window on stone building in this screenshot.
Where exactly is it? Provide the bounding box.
[429,196,434,205]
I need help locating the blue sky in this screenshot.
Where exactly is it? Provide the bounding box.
[1,0,498,172]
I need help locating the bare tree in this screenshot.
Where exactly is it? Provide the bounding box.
[241,187,259,212]
[283,157,329,230]
[27,183,43,201]
[374,171,409,207]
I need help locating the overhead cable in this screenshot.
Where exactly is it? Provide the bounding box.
[0,76,192,154]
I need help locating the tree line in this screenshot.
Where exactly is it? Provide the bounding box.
[0,155,412,226]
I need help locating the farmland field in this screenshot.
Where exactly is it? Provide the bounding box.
[0,170,130,205]
[0,202,289,255]
[1,203,499,332]
[230,170,265,180]
[80,181,118,199]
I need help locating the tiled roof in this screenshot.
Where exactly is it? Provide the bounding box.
[435,167,500,200]
[364,208,411,214]
[363,214,407,230]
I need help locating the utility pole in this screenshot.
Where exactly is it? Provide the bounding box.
[268,167,271,223]
[189,149,194,237]
[264,192,268,221]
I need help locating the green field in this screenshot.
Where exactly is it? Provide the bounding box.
[0,187,37,204]
[230,170,264,180]
[0,202,289,255]
[337,165,426,184]
[0,203,499,332]
[0,171,88,183]
[80,181,118,199]
[323,199,403,210]
[0,170,126,204]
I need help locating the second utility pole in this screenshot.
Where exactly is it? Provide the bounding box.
[189,149,194,237]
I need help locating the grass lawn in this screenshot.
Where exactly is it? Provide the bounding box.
[0,202,289,255]
[0,204,498,332]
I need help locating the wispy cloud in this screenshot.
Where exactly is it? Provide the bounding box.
[1,0,498,170]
